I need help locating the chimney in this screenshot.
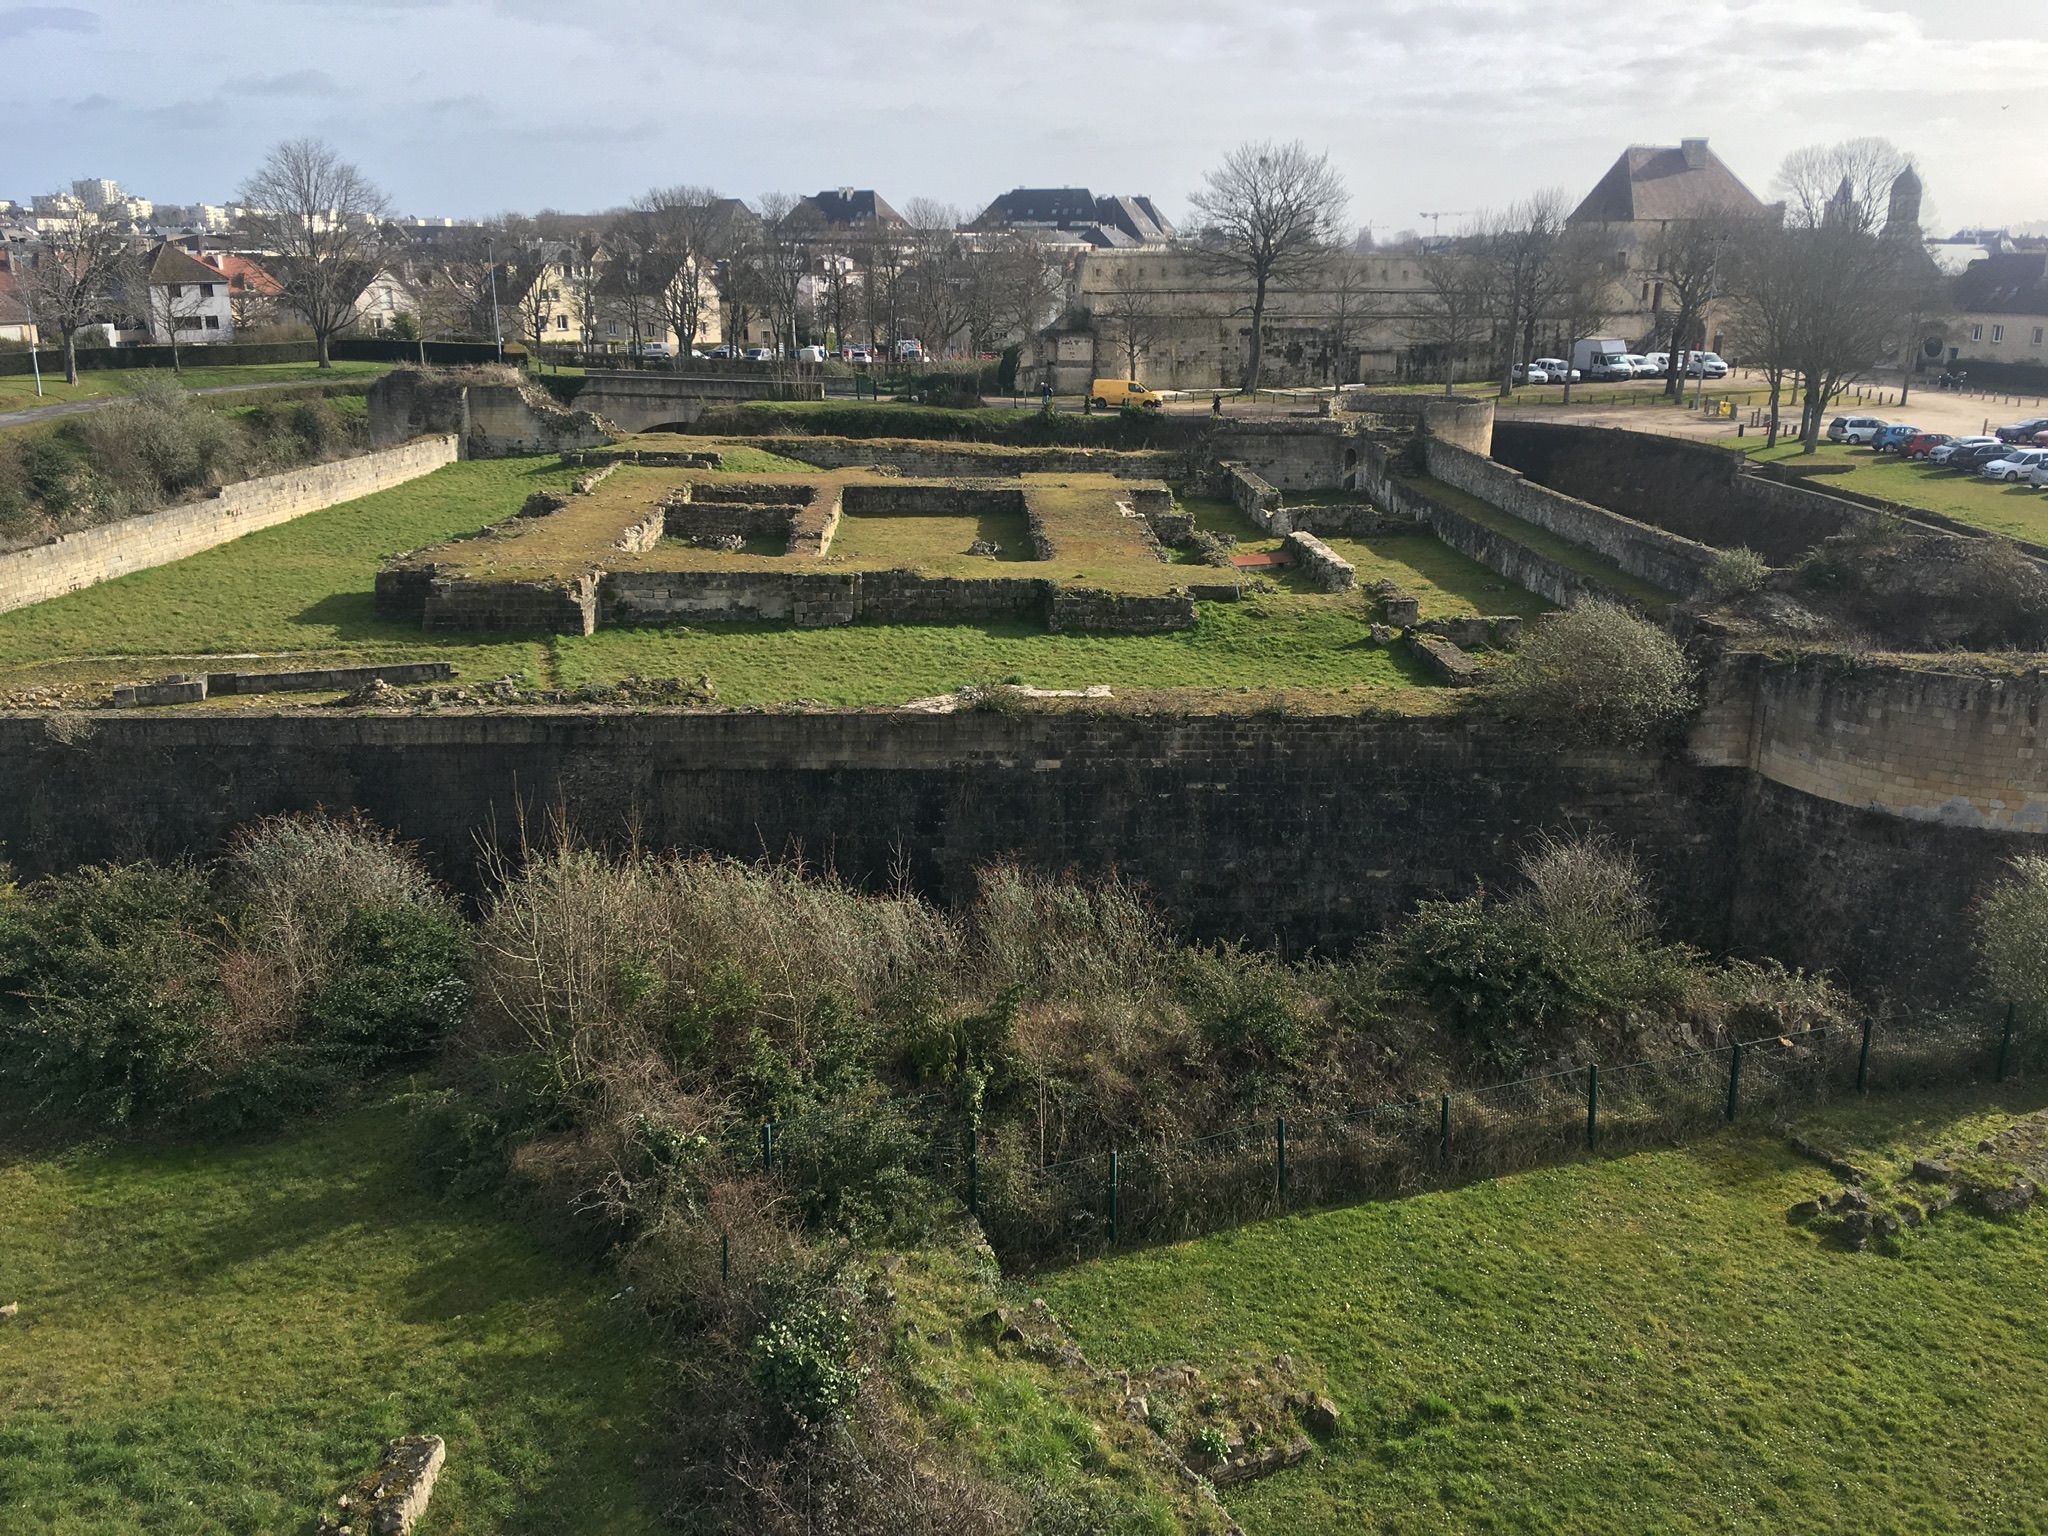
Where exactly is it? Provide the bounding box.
[1681,138,1709,170]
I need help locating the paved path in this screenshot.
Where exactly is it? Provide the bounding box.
[0,377,344,432]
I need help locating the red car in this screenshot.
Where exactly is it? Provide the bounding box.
[1901,432,1952,460]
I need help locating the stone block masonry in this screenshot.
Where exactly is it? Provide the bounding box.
[0,435,459,616]
[1283,531,1355,592]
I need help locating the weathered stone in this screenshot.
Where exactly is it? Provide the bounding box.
[113,677,208,708]
[1123,1395,1149,1423]
[1787,1199,1824,1221]
[357,1435,444,1536]
[929,1329,954,1348]
[0,1301,18,1323]
[1408,633,1481,686]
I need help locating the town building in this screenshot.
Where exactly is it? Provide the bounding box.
[140,241,235,343]
[1945,251,2048,371]
[795,189,906,232]
[972,188,1175,249]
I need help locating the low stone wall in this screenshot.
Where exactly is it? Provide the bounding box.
[422,574,598,635]
[369,371,609,459]
[1048,587,1197,633]
[761,437,1175,480]
[1341,390,1495,455]
[1283,531,1356,592]
[1228,465,1282,529]
[1424,439,1717,598]
[603,568,1043,628]
[662,502,801,544]
[841,483,1029,516]
[0,435,459,616]
[857,571,1048,625]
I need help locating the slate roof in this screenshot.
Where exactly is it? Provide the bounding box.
[973,188,1176,245]
[143,241,226,286]
[796,189,906,229]
[1569,143,1765,225]
[1953,252,2048,318]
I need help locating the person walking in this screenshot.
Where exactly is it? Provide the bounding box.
[1212,393,1224,416]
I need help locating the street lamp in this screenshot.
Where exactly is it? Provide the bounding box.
[19,281,43,398]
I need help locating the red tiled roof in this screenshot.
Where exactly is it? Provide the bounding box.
[201,251,284,295]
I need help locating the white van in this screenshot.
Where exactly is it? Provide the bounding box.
[1572,337,1633,381]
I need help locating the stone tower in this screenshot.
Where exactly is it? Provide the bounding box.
[1885,164,1923,239]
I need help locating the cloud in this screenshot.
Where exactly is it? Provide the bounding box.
[221,69,339,96]
[0,4,96,38]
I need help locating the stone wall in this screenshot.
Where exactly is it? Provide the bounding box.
[841,484,1029,517]
[1228,465,1282,529]
[1689,653,2048,830]
[602,568,1043,628]
[368,371,610,459]
[1048,587,1197,632]
[1341,390,1496,455]
[1208,421,1362,491]
[1490,422,1866,564]
[572,371,821,433]
[1283,531,1356,592]
[762,437,1176,481]
[0,435,459,616]
[421,574,598,635]
[1424,439,1717,598]
[1354,441,1637,611]
[662,502,802,544]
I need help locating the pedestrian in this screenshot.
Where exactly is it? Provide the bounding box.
[1212,393,1223,416]
[1040,379,1052,408]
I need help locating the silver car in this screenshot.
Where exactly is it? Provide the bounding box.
[1982,448,2048,484]
[1930,435,1999,465]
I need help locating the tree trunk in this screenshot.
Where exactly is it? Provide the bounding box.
[1766,375,1781,447]
[316,328,332,369]
[1561,337,1575,404]
[1499,299,1518,398]
[62,328,79,386]
[1242,272,1268,392]
[1664,310,1688,399]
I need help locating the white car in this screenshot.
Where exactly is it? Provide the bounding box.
[1512,362,1550,384]
[1622,353,1655,377]
[742,346,777,362]
[1929,435,1999,465]
[792,345,828,363]
[1636,352,1669,377]
[1981,447,2048,484]
[1683,350,1730,378]
[1533,357,1580,382]
[2032,458,2048,489]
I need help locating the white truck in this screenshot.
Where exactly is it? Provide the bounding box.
[1571,337,1634,381]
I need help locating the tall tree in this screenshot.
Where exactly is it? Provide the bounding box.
[1723,218,1806,446]
[1188,139,1348,391]
[19,204,131,384]
[1546,224,1616,404]
[1476,191,1568,396]
[1773,137,1912,235]
[1092,259,1168,383]
[1412,242,1495,396]
[1644,212,1736,398]
[1320,249,1375,386]
[900,199,968,360]
[237,139,392,368]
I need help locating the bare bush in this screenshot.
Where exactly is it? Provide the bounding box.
[1978,855,2048,1018]
[970,863,1165,1001]
[1490,601,1695,748]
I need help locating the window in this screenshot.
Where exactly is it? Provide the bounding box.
[199,283,214,297]
[606,321,619,337]
[204,315,219,329]
[1612,250,1628,273]
[2035,327,2045,346]
[167,283,182,298]
[1640,282,1649,302]
[1972,323,1984,341]
[1992,324,2005,345]
[555,315,568,330]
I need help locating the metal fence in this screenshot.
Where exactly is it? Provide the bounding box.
[712,1012,2022,1266]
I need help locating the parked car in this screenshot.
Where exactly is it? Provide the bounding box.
[1638,352,1670,377]
[1929,435,1999,465]
[1900,432,1951,460]
[1511,362,1550,384]
[742,346,777,362]
[2033,458,2048,489]
[1089,378,1165,410]
[841,344,874,364]
[1827,415,1888,445]
[1682,350,1730,378]
[1585,354,1634,382]
[1532,357,1580,382]
[636,341,673,359]
[707,344,738,359]
[1993,416,2048,444]
[1618,353,1652,377]
[1870,424,1923,454]
[1981,447,2048,483]
[895,338,926,362]
[1954,439,2019,472]
[792,344,828,363]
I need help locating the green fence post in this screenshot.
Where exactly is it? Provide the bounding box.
[1108,1150,1120,1245]
[967,1126,980,1219]
[1439,1094,1451,1160]
[1998,1002,2016,1083]
[1586,1064,1599,1151]
[1725,1044,1744,1123]
[1276,1116,1289,1199]
[1857,1017,1874,1094]
[721,1230,730,1286]
[761,1119,775,1172]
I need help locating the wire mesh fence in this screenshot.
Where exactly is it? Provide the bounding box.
[713,1015,2020,1265]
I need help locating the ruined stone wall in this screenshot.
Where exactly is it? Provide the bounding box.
[1425,439,1717,598]
[1208,422,1357,491]
[1490,422,1868,564]
[840,484,1029,517]
[662,503,801,543]
[421,574,598,635]
[368,371,610,459]
[1342,391,1495,455]
[763,438,1175,481]
[1048,587,1197,632]
[0,435,458,616]
[1284,531,1356,592]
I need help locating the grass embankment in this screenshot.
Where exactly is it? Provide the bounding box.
[1744,440,2048,547]
[0,361,390,415]
[0,1094,666,1534]
[1041,1082,2048,1534]
[0,455,1550,706]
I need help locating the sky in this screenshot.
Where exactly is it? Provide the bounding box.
[5,0,2046,236]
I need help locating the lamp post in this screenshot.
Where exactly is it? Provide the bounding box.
[20,283,43,398]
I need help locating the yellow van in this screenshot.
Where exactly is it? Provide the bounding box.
[1090,378,1165,410]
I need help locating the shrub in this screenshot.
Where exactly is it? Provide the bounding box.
[0,861,224,1123]
[1489,601,1694,748]
[303,904,471,1067]
[75,374,235,500]
[750,1292,867,1428]
[1177,943,1318,1066]
[1707,546,1769,598]
[1978,856,2048,1018]
[971,863,1163,1001]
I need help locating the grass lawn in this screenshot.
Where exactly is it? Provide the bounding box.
[1038,1082,2048,1534]
[0,1095,667,1535]
[1405,476,1671,615]
[1744,439,2048,546]
[0,361,390,414]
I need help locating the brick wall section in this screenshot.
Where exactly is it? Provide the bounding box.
[1688,654,2048,830]
[1424,439,1717,598]
[1283,531,1356,592]
[0,435,459,616]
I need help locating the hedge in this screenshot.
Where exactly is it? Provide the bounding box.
[0,337,521,379]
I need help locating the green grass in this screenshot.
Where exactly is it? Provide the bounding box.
[0,362,390,414]
[0,1095,667,1535]
[1038,1084,2048,1534]
[1744,440,2048,546]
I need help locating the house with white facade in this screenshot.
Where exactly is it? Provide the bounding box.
[142,242,234,343]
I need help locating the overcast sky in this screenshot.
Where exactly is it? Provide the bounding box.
[5,0,2045,235]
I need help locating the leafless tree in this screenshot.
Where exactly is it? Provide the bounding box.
[1888,250,1951,407]
[1188,139,1349,390]
[1645,212,1738,398]
[1412,242,1495,395]
[19,205,131,384]
[1547,224,1618,404]
[901,199,969,360]
[144,257,211,374]
[746,193,821,358]
[640,185,737,355]
[1476,191,1569,395]
[962,230,1057,363]
[1091,259,1169,383]
[1723,218,1807,445]
[1773,137,1912,236]
[1320,250,1376,386]
[237,138,392,368]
